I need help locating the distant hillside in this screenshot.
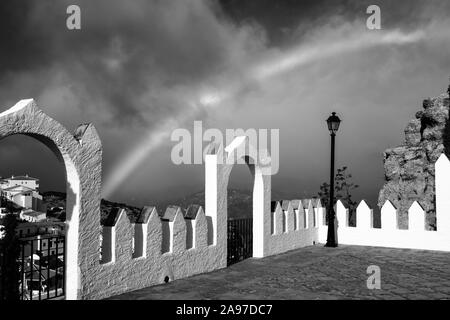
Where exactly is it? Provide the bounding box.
[43,188,302,222]
[158,189,252,219]
[42,191,142,223]
[157,188,295,220]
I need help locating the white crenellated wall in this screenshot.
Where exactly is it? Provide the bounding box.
[85,205,221,299]
[320,154,450,252]
[266,199,323,256]
[327,199,450,251]
[89,197,325,300]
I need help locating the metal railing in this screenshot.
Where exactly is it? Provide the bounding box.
[17,235,65,300]
[227,218,253,266]
[0,245,4,299]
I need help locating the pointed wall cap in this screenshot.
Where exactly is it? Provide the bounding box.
[271,201,280,213]
[381,200,397,210]
[136,206,156,224]
[408,201,424,211]
[357,199,372,210]
[184,204,202,220]
[102,207,125,227]
[436,153,450,165]
[281,200,291,211]
[290,199,301,209]
[162,205,184,221]
[301,199,311,208]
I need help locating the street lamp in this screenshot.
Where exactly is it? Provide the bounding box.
[325,112,341,247]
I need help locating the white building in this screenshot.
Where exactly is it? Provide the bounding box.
[3,175,40,190]
[0,178,8,189]
[15,221,66,238]
[0,207,8,218]
[20,209,47,223]
[0,175,44,212]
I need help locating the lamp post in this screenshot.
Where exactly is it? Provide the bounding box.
[325,112,341,248]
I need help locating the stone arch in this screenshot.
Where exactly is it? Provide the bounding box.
[204,136,271,264]
[0,99,102,300]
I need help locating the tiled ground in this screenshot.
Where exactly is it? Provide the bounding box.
[108,245,450,300]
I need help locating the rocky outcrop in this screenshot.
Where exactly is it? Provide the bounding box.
[378,90,450,230]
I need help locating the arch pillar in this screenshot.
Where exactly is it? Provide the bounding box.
[204,136,272,263]
[0,99,102,300]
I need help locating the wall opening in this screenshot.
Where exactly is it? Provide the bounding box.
[304,206,309,228]
[185,218,194,250]
[133,223,147,258]
[101,226,114,263]
[0,133,78,300]
[226,159,253,266]
[161,220,172,254]
[294,209,298,230]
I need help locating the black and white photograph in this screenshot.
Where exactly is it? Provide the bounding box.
[1,0,450,308]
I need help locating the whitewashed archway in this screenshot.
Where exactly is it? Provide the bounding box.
[0,99,102,300]
[204,136,272,262]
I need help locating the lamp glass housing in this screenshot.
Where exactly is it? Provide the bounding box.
[326,112,341,134]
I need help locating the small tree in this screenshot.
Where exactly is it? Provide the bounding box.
[0,214,20,300]
[318,166,359,225]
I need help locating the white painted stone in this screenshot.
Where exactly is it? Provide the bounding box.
[266,198,319,254]
[286,203,295,233]
[336,200,349,228]
[307,201,315,228]
[316,200,326,227]
[275,204,284,235]
[146,208,162,258]
[172,209,187,255]
[356,200,373,229]
[194,207,208,249]
[204,136,271,259]
[291,200,302,231]
[114,209,133,262]
[381,200,397,230]
[436,154,450,233]
[408,201,426,231]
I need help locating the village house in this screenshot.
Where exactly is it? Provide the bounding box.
[0,207,8,218]
[15,221,65,238]
[19,209,47,223]
[0,175,44,213]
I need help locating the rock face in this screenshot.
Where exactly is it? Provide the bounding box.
[378,91,450,230]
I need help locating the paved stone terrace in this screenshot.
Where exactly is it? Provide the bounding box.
[108,245,450,300]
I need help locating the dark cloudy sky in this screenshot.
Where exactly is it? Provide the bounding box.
[1,0,450,208]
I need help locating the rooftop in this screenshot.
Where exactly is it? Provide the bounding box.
[21,209,46,217]
[2,185,35,192]
[8,175,39,181]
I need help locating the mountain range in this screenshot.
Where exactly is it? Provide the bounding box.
[43,189,298,222]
